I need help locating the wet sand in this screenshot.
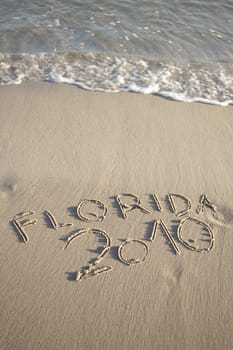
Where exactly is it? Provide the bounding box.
[0,82,233,350]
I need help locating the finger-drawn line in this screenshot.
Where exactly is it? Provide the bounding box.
[159,219,181,255]
[152,193,163,212]
[65,228,112,282]
[91,246,111,266]
[196,194,217,214]
[12,211,37,243]
[149,220,159,242]
[117,239,149,265]
[20,219,38,226]
[13,211,35,220]
[64,228,88,249]
[12,219,29,243]
[44,210,59,229]
[59,223,73,228]
[44,210,73,230]
[177,217,214,253]
[78,266,113,281]
[77,199,108,222]
[116,193,151,219]
[168,193,191,217]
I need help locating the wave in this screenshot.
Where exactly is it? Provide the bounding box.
[0,52,232,106]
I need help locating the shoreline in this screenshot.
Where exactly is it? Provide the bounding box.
[0,82,232,350]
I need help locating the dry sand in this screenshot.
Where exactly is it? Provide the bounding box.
[0,82,233,350]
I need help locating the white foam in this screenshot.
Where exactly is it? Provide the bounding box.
[0,53,232,106]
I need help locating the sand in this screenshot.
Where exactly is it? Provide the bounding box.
[0,82,233,350]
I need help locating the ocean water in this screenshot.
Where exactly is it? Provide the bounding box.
[0,0,232,105]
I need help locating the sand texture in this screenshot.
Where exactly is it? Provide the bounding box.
[0,82,233,350]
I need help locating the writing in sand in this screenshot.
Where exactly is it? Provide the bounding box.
[10,193,218,283]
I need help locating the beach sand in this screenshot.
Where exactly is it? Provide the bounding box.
[0,82,233,350]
